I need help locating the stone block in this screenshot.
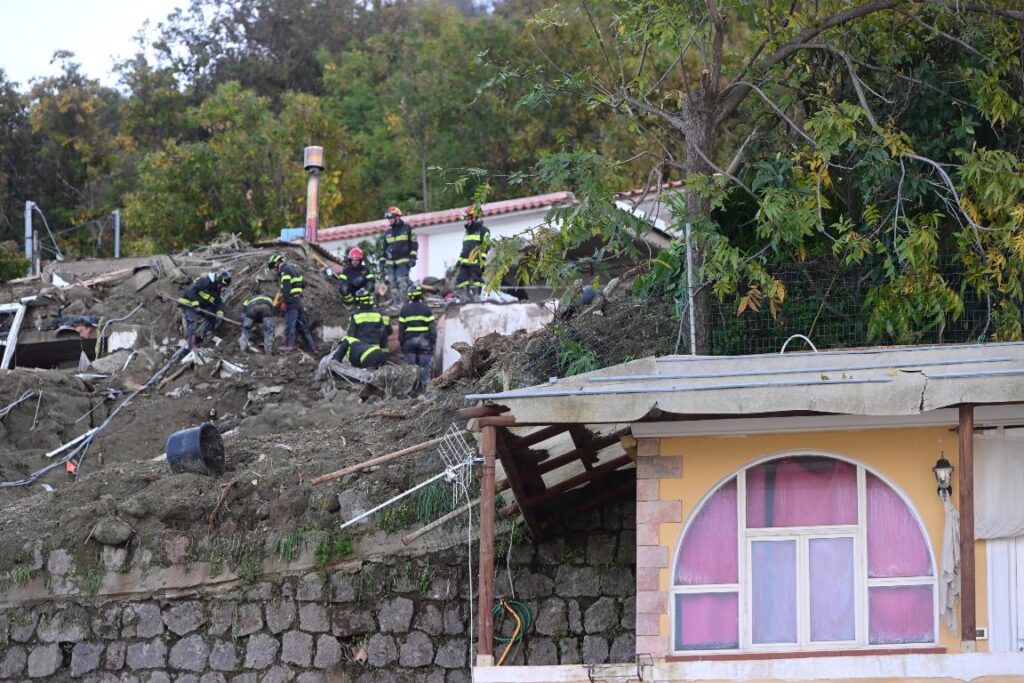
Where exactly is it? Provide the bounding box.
[313,634,341,669]
[329,572,356,602]
[582,635,609,663]
[228,675,259,683]
[636,523,660,546]
[298,573,323,601]
[169,634,209,672]
[366,634,397,667]
[0,645,27,679]
[413,604,443,635]
[92,605,122,640]
[610,633,636,662]
[142,672,172,683]
[260,665,295,683]
[636,612,661,636]
[126,603,164,639]
[586,534,617,565]
[442,608,463,635]
[377,597,413,633]
[10,612,40,642]
[535,538,565,564]
[72,642,105,677]
[47,548,74,576]
[584,597,619,633]
[105,641,126,670]
[244,582,272,601]
[567,600,582,633]
[637,455,682,479]
[23,539,43,571]
[243,633,279,669]
[618,530,636,563]
[636,590,668,614]
[207,601,235,637]
[297,673,326,683]
[164,601,205,636]
[635,634,667,658]
[433,639,466,669]
[101,546,128,572]
[636,478,660,501]
[637,500,681,524]
[126,639,167,670]
[331,605,375,636]
[636,545,668,569]
[265,599,295,634]
[534,598,567,636]
[558,637,580,664]
[636,438,660,458]
[208,641,237,672]
[600,566,634,596]
[526,638,557,665]
[621,596,636,630]
[281,630,313,667]
[299,603,329,633]
[38,605,90,641]
[28,643,62,678]
[201,674,228,683]
[446,672,470,683]
[636,566,659,591]
[399,631,434,667]
[235,603,263,636]
[514,570,553,599]
[553,566,600,597]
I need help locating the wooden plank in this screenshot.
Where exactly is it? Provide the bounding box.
[502,454,634,515]
[456,404,510,420]
[958,403,976,648]
[477,424,497,660]
[311,431,468,485]
[508,424,571,451]
[494,429,544,538]
[536,431,625,476]
[478,415,517,428]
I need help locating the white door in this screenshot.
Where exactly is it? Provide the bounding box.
[988,535,1024,652]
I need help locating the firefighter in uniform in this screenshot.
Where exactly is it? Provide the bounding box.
[382,206,416,307]
[331,335,388,370]
[397,282,436,389]
[177,269,231,349]
[454,206,490,302]
[268,253,317,353]
[238,293,277,353]
[325,246,375,306]
[347,288,391,347]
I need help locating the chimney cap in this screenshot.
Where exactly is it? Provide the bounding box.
[303,146,324,171]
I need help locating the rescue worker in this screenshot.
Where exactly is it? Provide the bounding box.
[177,269,231,349]
[267,253,318,353]
[397,282,436,389]
[347,288,391,347]
[382,206,416,307]
[331,335,388,370]
[238,292,277,353]
[454,206,490,302]
[325,246,375,306]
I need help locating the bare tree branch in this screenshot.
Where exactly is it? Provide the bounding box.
[730,81,816,144]
[726,126,761,177]
[793,43,879,128]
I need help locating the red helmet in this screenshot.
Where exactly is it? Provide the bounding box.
[459,206,480,221]
[384,206,403,219]
[347,247,364,262]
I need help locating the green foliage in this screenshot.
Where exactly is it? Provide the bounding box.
[556,336,600,377]
[314,528,353,571]
[0,241,28,282]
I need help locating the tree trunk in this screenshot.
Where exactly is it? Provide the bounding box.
[679,107,717,355]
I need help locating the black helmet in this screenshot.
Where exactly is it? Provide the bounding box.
[267,253,284,268]
[407,282,423,300]
[354,288,373,306]
[216,270,232,287]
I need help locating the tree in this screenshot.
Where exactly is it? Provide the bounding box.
[498,1,1024,350]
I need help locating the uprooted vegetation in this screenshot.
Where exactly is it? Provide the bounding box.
[0,241,672,580]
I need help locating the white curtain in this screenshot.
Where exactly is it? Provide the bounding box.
[975,431,1024,539]
[939,493,960,634]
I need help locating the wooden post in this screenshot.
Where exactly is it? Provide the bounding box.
[958,403,976,651]
[477,424,497,665]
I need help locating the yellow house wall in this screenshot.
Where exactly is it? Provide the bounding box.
[655,427,987,654]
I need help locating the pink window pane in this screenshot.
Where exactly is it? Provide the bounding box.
[675,592,738,650]
[751,540,797,644]
[675,478,737,585]
[746,457,857,527]
[867,473,933,578]
[809,537,856,641]
[869,585,934,644]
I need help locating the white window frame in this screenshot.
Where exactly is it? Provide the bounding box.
[670,451,939,656]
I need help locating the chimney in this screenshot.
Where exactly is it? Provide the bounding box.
[303,146,325,242]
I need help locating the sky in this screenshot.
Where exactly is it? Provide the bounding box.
[0,0,186,88]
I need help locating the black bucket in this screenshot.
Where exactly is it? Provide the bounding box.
[165,422,225,476]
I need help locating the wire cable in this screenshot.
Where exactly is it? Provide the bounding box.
[31,204,64,261]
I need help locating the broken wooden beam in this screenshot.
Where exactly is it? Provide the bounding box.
[500,454,634,516]
[401,499,480,545]
[456,404,510,420]
[311,431,469,485]
[508,424,570,451]
[477,415,516,428]
[535,431,627,476]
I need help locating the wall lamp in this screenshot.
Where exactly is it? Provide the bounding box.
[933,454,953,499]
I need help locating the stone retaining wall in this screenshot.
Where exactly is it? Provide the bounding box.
[0,500,635,682]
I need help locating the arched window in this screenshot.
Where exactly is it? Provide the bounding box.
[672,454,936,653]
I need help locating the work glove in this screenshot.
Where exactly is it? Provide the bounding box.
[323,266,334,278]
[216,310,224,317]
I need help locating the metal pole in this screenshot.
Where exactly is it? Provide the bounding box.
[303,146,325,242]
[684,222,697,355]
[112,209,121,258]
[476,424,497,665]
[958,403,976,650]
[24,201,34,276]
